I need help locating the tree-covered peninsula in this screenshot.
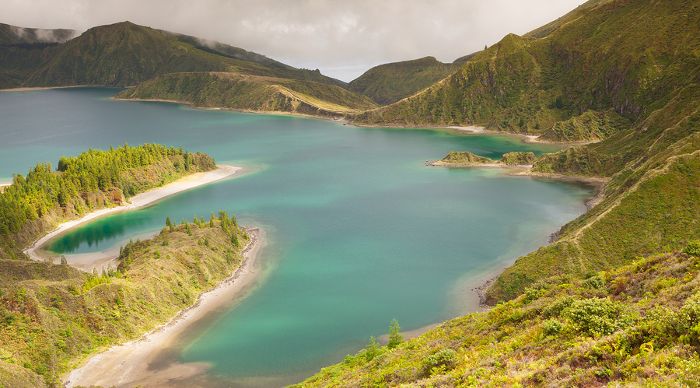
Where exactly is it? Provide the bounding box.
[0,144,215,259]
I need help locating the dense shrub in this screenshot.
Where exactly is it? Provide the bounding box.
[564,298,631,337]
[423,349,457,375]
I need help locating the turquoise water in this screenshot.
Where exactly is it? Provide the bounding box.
[0,88,591,385]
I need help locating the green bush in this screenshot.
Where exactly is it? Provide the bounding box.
[683,240,700,257]
[423,348,457,375]
[542,319,564,336]
[564,298,631,337]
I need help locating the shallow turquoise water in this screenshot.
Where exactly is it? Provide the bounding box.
[0,88,591,385]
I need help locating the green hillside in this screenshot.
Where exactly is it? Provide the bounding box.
[348,56,456,105]
[300,245,700,386]
[118,71,377,116]
[355,0,700,142]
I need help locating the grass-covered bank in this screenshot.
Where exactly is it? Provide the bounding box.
[299,243,700,386]
[0,212,250,387]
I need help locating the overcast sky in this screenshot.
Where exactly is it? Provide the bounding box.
[1,0,585,81]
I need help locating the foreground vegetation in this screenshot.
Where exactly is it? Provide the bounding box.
[0,213,249,387]
[0,144,214,260]
[301,243,700,386]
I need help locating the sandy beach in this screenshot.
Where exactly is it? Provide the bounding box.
[64,228,267,388]
[23,164,243,268]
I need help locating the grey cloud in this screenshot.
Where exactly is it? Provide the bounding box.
[0,0,584,81]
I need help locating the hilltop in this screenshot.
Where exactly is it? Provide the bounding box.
[348,56,457,105]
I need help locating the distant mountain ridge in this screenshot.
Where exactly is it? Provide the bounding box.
[0,21,375,115]
[0,23,77,46]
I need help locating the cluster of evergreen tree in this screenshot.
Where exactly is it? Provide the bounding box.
[0,144,214,237]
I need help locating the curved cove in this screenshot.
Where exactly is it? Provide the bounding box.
[0,88,592,384]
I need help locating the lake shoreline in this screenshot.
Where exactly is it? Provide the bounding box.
[113,96,350,123]
[64,227,266,388]
[24,164,244,270]
[3,86,585,147]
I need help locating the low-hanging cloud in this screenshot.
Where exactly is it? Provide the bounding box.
[0,0,584,81]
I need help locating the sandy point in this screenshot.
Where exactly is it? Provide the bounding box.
[64,227,267,388]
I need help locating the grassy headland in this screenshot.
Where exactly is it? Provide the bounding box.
[0,212,250,387]
[117,71,377,116]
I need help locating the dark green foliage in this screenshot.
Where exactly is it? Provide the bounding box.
[685,240,700,257]
[422,348,457,375]
[541,319,563,336]
[563,298,631,337]
[348,56,457,105]
[364,337,380,362]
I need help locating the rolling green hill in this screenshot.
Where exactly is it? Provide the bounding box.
[348,56,457,105]
[117,71,377,115]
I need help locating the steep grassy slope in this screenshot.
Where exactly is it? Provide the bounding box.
[0,214,249,387]
[118,71,377,115]
[300,246,700,387]
[348,56,456,105]
[355,0,700,142]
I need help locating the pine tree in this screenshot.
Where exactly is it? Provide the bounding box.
[388,319,403,349]
[365,336,380,361]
